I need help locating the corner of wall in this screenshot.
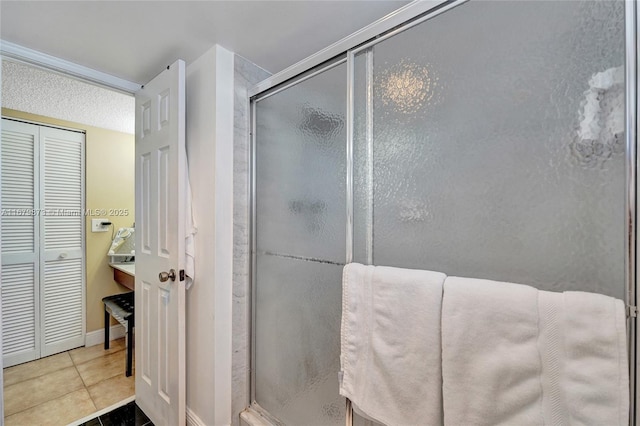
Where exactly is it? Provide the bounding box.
[186,46,219,426]
[185,44,235,426]
[231,54,271,426]
[185,45,269,426]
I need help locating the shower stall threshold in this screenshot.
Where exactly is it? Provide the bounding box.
[240,407,278,426]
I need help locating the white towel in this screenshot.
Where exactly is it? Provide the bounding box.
[537,290,567,426]
[442,277,543,426]
[339,263,446,426]
[560,291,628,425]
[442,277,629,426]
[184,165,197,289]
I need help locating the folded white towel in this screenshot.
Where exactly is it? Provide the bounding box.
[442,277,543,425]
[340,263,446,426]
[537,290,567,426]
[442,277,629,426]
[561,291,628,425]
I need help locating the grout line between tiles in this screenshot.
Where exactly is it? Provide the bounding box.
[3,351,74,388]
[4,340,132,425]
[74,354,91,390]
[4,365,88,417]
[5,386,90,419]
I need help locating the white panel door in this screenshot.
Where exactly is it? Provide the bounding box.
[135,60,186,426]
[1,119,40,368]
[40,126,85,357]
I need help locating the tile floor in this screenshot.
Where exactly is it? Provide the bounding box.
[3,338,135,426]
[79,401,152,426]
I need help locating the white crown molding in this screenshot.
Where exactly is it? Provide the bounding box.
[0,40,141,94]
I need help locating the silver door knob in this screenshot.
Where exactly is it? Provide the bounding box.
[159,269,176,282]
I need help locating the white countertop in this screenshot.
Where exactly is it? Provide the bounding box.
[110,262,135,277]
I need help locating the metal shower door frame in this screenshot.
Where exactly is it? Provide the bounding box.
[630,1,638,423]
[248,0,639,424]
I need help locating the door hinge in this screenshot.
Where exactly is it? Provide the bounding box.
[628,305,637,318]
[180,269,185,282]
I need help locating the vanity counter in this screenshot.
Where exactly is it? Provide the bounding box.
[110,262,135,290]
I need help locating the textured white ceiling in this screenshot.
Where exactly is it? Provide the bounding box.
[2,60,135,134]
[0,1,408,84]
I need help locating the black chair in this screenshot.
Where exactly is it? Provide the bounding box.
[102,292,134,377]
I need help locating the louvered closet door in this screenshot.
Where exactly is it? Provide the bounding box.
[40,126,85,357]
[1,119,40,367]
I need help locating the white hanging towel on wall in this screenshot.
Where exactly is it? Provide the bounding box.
[185,163,197,289]
[442,277,629,426]
[339,263,446,426]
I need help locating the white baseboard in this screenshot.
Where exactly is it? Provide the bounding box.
[187,407,208,426]
[85,324,126,347]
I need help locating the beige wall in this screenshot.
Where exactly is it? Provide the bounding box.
[2,108,135,333]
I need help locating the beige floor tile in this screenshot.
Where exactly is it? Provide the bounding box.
[4,366,84,416]
[3,352,73,387]
[76,349,126,387]
[4,388,97,426]
[69,338,126,366]
[87,373,135,410]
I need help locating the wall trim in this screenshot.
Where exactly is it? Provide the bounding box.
[187,407,209,426]
[213,45,235,425]
[1,40,142,93]
[84,324,126,347]
[239,407,275,426]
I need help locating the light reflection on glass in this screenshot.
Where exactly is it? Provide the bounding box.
[377,59,438,114]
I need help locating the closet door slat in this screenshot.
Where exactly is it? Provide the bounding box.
[41,126,85,357]
[1,120,40,367]
[1,119,86,366]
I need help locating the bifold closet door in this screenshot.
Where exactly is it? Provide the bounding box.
[40,126,85,357]
[1,119,85,367]
[1,119,40,367]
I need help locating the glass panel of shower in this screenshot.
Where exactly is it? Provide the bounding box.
[252,0,627,424]
[253,60,348,425]
[353,0,626,298]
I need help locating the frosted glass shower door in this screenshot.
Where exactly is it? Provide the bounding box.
[253,61,347,425]
[353,0,626,299]
[252,1,627,424]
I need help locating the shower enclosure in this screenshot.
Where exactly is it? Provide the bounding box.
[249,0,635,424]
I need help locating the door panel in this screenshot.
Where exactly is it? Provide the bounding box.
[254,254,344,425]
[1,119,85,366]
[42,258,83,355]
[251,1,626,424]
[255,62,347,265]
[253,60,347,425]
[135,59,186,426]
[40,126,85,357]
[353,0,625,298]
[1,120,39,367]
[1,263,37,366]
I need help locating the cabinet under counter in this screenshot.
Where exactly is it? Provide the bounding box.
[110,263,135,291]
